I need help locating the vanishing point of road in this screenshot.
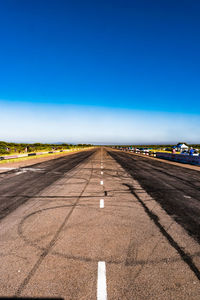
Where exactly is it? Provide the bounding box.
[0,147,200,299]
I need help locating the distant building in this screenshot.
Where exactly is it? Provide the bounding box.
[176,143,189,152]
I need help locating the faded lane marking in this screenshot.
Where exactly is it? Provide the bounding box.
[97,261,107,300]
[100,180,103,185]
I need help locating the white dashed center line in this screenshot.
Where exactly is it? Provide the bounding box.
[101,171,103,175]
[100,180,103,185]
[100,199,104,208]
[101,166,103,169]
[97,261,107,300]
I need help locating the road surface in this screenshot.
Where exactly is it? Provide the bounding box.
[0,147,199,299]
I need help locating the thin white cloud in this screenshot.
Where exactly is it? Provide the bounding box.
[0,100,199,144]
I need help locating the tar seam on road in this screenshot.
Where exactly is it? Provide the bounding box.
[15,154,95,296]
[97,261,107,300]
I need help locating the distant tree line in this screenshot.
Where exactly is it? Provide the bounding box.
[0,141,93,155]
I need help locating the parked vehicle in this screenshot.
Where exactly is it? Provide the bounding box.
[181,149,199,156]
[180,150,189,155]
[138,147,149,154]
[143,147,149,154]
[193,149,199,156]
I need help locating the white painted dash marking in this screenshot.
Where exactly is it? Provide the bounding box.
[101,165,103,169]
[100,180,103,185]
[184,195,191,199]
[101,171,103,175]
[100,199,104,208]
[97,261,107,300]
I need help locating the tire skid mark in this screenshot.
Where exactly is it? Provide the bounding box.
[105,150,200,282]
[15,155,95,296]
[121,152,200,194]
[109,150,200,243]
[104,151,171,283]
[0,151,95,222]
[124,183,200,281]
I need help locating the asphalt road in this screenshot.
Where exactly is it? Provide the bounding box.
[108,150,200,243]
[0,149,94,220]
[0,147,199,299]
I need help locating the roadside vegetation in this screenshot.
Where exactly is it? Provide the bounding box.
[0,151,79,164]
[0,141,92,155]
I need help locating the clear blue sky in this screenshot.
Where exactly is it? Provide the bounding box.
[0,0,200,144]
